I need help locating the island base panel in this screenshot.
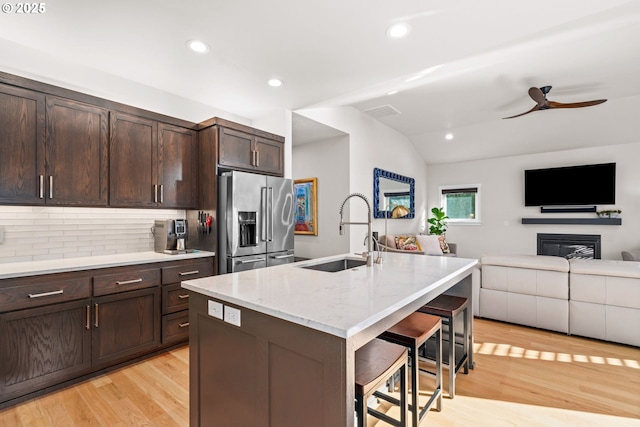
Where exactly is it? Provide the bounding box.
[189,293,352,427]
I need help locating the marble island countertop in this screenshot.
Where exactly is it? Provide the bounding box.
[0,250,216,280]
[182,252,478,338]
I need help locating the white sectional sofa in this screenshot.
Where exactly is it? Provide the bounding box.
[569,259,640,347]
[478,255,640,347]
[479,255,570,333]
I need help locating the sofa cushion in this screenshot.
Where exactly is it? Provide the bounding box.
[569,259,640,278]
[481,255,569,272]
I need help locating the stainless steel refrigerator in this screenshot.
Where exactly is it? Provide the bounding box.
[218,171,295,274]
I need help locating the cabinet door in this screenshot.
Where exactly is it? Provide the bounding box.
[109,112,158,207]
[92,287,160,367]
[254,136,284,176]
[158,123,198,208]
[0,84,46,205]
[0,299,92,403]
[46,97,108,206]
[218,127,255,170]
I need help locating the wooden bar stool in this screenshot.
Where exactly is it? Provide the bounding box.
[379,312,442,427]
[418,294,469,398]
[355,338,409,427]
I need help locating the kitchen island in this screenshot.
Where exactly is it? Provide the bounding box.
[182,252,478,427]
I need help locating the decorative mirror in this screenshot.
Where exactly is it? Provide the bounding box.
[373,168,415,219]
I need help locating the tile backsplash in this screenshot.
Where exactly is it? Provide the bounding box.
[0,206,185,264]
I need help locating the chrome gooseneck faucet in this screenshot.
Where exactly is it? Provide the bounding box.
[339,193,373,266]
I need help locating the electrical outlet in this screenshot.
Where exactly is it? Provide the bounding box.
[224,306,241,327]
[207,300,223,320]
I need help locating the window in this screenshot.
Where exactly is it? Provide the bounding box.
[439,185,481,223]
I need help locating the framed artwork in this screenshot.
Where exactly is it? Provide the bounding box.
[294,178,318,235]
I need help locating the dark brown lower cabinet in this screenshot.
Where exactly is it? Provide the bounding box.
[0,299,92,402]
[92,287,161,367]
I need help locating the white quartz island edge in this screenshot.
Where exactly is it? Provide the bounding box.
[182,252,478,339]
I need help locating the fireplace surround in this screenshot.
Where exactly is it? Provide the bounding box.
[537,233,601,259]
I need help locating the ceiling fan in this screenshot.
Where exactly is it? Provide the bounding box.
[502,85,607,119]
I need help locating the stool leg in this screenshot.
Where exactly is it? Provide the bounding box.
[356,395,365,427]
[462,307,469,375]
[435,328,442,411]
[447,315,456,398]
[409,342,419,427]
[400,361,408,427]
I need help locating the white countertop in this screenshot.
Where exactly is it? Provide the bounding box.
[182,253,478,339]
[0,251,216,280]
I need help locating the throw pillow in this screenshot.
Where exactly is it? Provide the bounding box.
[384,234,397,249]
[438,235,451,254]
[395,235,421,251]
[416,235,443,255]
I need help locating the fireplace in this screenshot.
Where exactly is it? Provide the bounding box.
[537,233,601,259]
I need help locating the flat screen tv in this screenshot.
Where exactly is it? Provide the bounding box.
[524,162,616,207]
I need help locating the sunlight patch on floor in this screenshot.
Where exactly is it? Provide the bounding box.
[474,342,639,369]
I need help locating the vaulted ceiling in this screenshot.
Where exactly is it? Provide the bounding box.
[2,0,639,164]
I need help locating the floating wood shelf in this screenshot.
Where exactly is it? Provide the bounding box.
[521,218,622,225]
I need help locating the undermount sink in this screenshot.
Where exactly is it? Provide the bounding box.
[300,257,368,273]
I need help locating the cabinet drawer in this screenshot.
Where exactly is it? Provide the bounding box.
[0,276,91,313]
[162,283,190,314]
[162,310,189,344]
[93,268,160,297]
[162,259,213,284]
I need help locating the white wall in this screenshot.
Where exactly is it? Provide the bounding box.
[0,206,184,263]
[427,142,640,260]
[295,106,428,254]
[293,135,350,259]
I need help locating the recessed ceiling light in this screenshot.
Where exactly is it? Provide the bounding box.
[187,39,210,54]
[268,78,284,87]
[445,133,454,140]
[386,23,411,39]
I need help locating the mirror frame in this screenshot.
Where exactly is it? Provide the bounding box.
[373,167,415,219]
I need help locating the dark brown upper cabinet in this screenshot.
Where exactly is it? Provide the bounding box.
[218,126,284,176]
[110,112,197,209]
[0,87,108,206]
[45,97,109,206]
[0,84,46,205]
[158,123,198,209]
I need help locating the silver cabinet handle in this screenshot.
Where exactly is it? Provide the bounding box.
[251,150,256,166]
[94,303,99,328]
[256,150,260,167]
[237,258,265,264]
[86,305,90,330]
[178,322,190,328]
[178,294,189,299]
[28,289,63,298]
[49,176,53,199]
[115,278,143,285]
[160,184,164,203]
[154,184,158,203]
[179,270,199,276]
[39,175,44,199]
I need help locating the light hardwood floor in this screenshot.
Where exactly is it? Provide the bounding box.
[0,318,638,426]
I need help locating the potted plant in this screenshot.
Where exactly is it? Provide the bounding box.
[428,207,448,235]
[597,209,621,219]
[428,207,450,253]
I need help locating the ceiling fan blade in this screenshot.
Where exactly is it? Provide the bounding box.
[547,99,607,109]
[502,104,540,120]
[528,87,547,106]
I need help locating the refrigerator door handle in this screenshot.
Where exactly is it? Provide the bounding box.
[237,257,266,264]
[272,254,294,259]
[260,186,267,241]
[268,186,274,242]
